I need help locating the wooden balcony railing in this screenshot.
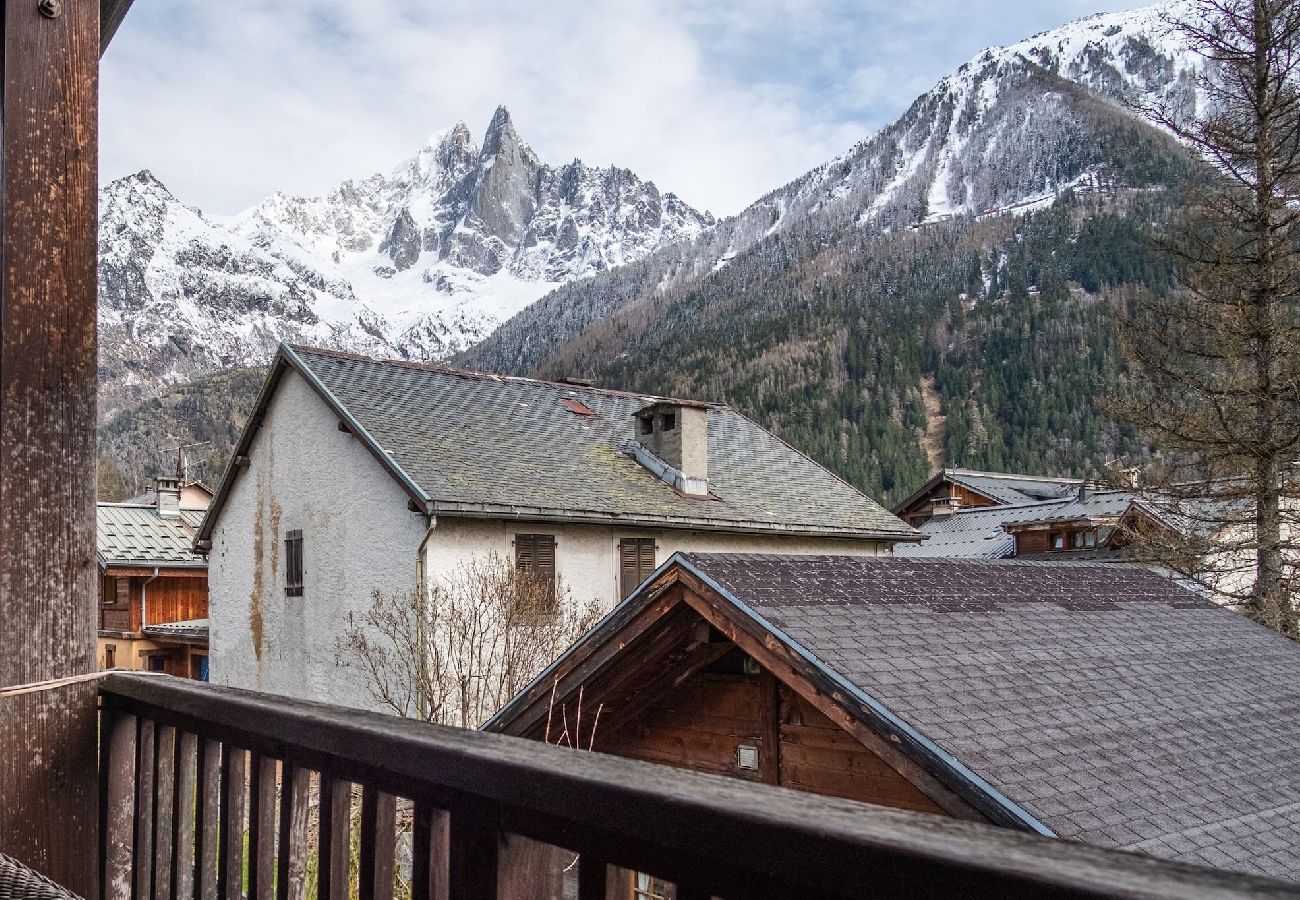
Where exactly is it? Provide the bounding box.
[98,673,1297,900]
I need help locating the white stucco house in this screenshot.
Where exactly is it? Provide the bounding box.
[197,343,920,709]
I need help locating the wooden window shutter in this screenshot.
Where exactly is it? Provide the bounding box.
[619,538,657,599]
[515,534,557,613]
[286,529,304,597]
[114,577,130,607]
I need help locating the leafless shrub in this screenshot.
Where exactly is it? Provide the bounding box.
[338,552,602,727]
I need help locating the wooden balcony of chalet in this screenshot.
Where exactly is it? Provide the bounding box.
[1,2,1299,899]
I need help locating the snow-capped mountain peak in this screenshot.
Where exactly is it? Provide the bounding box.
[98,107,713,414]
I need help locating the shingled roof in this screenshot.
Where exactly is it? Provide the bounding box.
[893,468,1083,514]
[198,344,916,543]
[676,554,1300,881]
[896,491,1136,559]
[98,503,206,569]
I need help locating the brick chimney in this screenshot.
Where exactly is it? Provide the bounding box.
[156,475,181,518]
[632,401,709,496]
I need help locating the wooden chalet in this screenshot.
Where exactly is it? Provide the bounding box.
[488,553,1300,889]
[97,477,209,678]
[892,468,1082,527]
[1,1,1298,897]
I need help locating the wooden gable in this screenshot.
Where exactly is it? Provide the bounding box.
[492,569,984,823]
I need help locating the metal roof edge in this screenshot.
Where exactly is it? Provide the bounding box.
[196,344,434,549]
[282,344,432,510]
[672,555,1057,837]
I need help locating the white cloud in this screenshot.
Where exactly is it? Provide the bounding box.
[100,0,1153,218]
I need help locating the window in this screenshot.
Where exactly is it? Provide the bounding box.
[514,534,557,613]
[659,412,676,431]
[147,655,167,673]
[1049,532,1066,550]
[638,416,653,435]
[285,529,304,597]
[619,537,657,599]
[632,873,672,900]
[1071,529,1097,549]
[104,645,116,669]
[192,654,209,682]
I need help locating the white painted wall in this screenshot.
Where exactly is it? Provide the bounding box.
[421,518,884,613]
[208,371,427,709]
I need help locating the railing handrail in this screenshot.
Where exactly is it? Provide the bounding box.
[99,673,1299,899]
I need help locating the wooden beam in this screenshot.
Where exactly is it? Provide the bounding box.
[0,0,101,893]
[595,639,733,742]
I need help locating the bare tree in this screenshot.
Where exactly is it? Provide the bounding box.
[338,553,603,727]
[1110,0,1300,636]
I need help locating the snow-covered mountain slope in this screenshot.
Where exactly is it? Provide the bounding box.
[98,107,712,414]
[463,1,1203,375]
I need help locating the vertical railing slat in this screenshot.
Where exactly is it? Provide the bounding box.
[172,732,198,900]
[447,809,499,900]
[577,854,607,900]
[411,802,449,900]
[134,718,157,900]
[248,753,279,900]
[358,785,397,900]
[195,738,222,900]
[276,764,311,900]
[102,710,138,900]
[317,774,353,900]
[218,746,248,900]
[152,725,178,900]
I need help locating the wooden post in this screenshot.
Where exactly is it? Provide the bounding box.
[0,0,101,895]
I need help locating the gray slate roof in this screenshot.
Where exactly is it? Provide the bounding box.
[262,345,913,539]
[98,504,206,569]
[144,618,209,639]
[896,491,1136,559]
[683,553,1300,882]
[948,470,1083,504]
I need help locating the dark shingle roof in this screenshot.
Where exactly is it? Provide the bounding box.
[681,553,1300,881]
[270,346,912,539]
[97,504,206,568]
[897,492,1136,559]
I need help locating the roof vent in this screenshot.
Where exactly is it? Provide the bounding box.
[735,744,760,771]
[632,401,709,496]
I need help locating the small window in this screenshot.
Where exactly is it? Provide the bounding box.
[619,537,657,599]
[192,654,209,682]
[1049,532,1065,550]
[514,534,557,614]
[285,529,304,597]
[147,655,167,673]
[638,416,653,435]
[632,873,672,900]
[104,645,116,669]
[659,413,676,431]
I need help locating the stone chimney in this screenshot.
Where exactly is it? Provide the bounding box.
[632,401,710,496]
[156,475,181,518]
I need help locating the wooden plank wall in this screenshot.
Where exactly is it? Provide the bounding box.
[0,0,102,893]
[600,668,947,815]
[141,576,208,627]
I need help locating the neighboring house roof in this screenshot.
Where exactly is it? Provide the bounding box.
[893,468,1083,514]
[97,503,207,569]
[127,481,214,511]
[494,553,1300,882]
[143,618,209,641]
[896,491,1136,559]
[197,344,918,544]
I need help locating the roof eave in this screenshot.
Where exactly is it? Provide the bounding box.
[433,503,921,543]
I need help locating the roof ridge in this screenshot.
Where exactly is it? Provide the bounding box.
[947,468,1084,483]
[288,343,725,408]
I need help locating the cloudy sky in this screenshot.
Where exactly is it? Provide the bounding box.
[101,0,1150,218]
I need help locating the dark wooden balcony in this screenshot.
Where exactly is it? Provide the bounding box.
[96,672,1298,900]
